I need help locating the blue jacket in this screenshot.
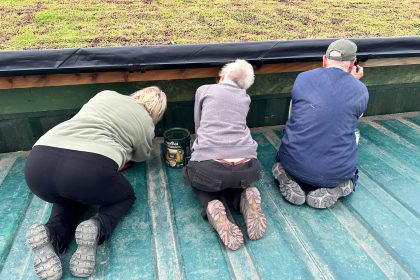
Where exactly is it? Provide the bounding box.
[276,67,369,187]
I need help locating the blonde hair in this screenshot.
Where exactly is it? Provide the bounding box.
[131,86,167,124]
[219,59,255,90]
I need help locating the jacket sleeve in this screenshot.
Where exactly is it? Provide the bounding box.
[194,88,203,133]
[357,85,369,118]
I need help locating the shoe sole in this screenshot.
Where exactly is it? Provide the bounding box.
[306,181,354,209]
[26,224,62,280]
[273,163,305,205]
[279,182,306,205]
[70,220,99,277]
[272,162,283,181]
[339,180,354,197]
[207,200,244,250]
[240,187,267,240]
[306,188,338,208]
[272,163,306,205]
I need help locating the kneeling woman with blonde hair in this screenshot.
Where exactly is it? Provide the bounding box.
[184,59,267,250]
[24,87,166,279]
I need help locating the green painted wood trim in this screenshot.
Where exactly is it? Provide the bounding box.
[0,110,78,152]
[0,63,419,153]
[362,64,420,86]
[364,83,420,116]
[1,64,419,116]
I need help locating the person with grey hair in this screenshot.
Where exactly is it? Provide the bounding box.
[272,39,369,209]
[183,59,267,251]
[24,87,166,279]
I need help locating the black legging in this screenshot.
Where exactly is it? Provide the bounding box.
[24,145,136,252]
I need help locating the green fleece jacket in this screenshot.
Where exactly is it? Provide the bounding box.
[35,90,154,168]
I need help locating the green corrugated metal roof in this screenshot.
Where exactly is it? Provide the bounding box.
[0,112,419,280]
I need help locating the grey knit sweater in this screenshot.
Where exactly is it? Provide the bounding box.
[35,90,155,168]
[191,81,258,161]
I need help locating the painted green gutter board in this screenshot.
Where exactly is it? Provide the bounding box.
[1,64,420,115]
[0,112,419,279]
[1,64,420,153]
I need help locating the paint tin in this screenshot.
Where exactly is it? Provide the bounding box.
[163,127,191,168]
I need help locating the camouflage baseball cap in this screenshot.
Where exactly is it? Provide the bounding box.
[326,39,357,61]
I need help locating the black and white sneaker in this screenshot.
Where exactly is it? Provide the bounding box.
[306,180,354,209]
[26,224,62,280]
[272,162,306,205]
[70,219,100,277]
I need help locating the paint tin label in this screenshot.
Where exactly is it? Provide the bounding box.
[163,128,191,168]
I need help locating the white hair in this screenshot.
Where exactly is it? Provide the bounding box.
[131,86,167,124]
[219,59,255,90]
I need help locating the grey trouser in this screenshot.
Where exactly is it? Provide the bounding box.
[184,159,261,217]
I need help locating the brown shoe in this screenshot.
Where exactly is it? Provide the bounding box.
[206,200,244,250]
[240,187,267,240]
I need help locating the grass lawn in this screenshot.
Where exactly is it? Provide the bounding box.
[0,0,419,50]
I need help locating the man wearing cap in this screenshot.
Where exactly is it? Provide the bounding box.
[272,39,369,209]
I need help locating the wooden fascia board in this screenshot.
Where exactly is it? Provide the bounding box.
[0,57,419,90]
